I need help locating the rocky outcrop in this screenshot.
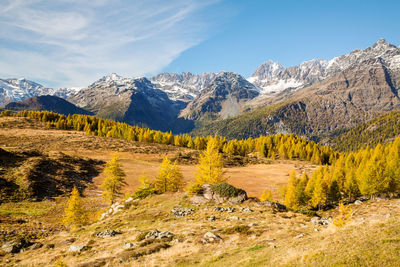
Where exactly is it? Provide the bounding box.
[1,238,33,254]
[171,207,194,217]
[189,184,247,204]
[145,230,174,240]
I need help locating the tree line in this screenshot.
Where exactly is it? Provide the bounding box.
[5,110,337,165]
[284,137,400,210]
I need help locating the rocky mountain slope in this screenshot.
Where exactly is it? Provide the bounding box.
[194,39,400,139]
[328,110,400,152]
[150,72,216,102]
[248,38,400,96]
[68,74,192,132]
[0,78,79,107]
[5,95,92,116]
[180,72,260,121]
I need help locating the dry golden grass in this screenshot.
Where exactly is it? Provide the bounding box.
[2,117,399,266]
[2,193,399,267]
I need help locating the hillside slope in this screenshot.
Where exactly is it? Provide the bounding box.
[328,110,400,151]
[5,95,92,116]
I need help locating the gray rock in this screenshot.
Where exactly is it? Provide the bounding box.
[95,229,122,237]
[202,184,214,200]
[212,206,235,213]
[189,195,209,204]
[257,201,287,211]
[208,216,216,221]
[1,239,32,253]
[123,242,136,249]
[241,208,253,213]
[202,231,222,243]
[201,184,247,204]
[145,229,174,240]
[68,244,89,253]
[294,233,305,239]
[30,243,43,250]
[171,208,194,217]
[311,217,332,226]
[227,216,242,221]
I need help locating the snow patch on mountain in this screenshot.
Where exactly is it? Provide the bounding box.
[249,39,400,96]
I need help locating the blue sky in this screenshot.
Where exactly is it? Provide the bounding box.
[0,0,399,88]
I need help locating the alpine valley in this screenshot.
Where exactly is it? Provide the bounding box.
[2,39,400,143]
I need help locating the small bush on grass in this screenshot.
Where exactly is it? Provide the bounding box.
[186,182,203,197]
[211,183,245,198]
[223,225,252,235]
[248,245,265,251]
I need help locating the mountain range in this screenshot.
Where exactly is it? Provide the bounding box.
[2,38,400,140]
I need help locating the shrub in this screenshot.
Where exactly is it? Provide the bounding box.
[259,189,273,202]
[248,245,265,251]
[223,225,252,235]
[333,202,352,227]
[211,183,245,198]
[186,182,203,197]
[132,187,156,200]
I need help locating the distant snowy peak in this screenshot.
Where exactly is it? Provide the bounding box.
[0,78,78,107]
[150,72,216,102]
[249,38,400,94]
[248,59,329,94]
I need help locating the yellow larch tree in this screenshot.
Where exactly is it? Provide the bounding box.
[62,187,87,231]
[195,137,226,185]
[101,153,127,204]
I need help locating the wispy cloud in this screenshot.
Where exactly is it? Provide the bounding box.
[0,0,224,87]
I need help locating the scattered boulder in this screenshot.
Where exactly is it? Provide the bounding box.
[68,244,89,253]
[354,200,363,206]
[123,242,136,249]
[294,233,305,239]
[190,184,247,205]
[256,201,287,212]
[311,217,332,226]
[201,232,222,243]
[1,238,33,253]
[30,243,43,250]
[208,216,216,221]
[189,195,209,205]
[227,216,243,221]
[145,229,174,240]
[213,206,235,213]
[241,208,253,213]
[171,208,194,217]
[95,229,122,237]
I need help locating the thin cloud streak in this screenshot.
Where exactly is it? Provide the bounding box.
[0,0,224,88]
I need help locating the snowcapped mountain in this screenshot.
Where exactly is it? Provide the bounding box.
[150,72,216,102]
[0,78,79,107]
[249,38,400,95]
[68,73,192,132]
[180,71,259,120]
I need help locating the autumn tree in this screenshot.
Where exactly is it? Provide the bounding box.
[195,137,226,185]
[63,187,87,230]
[101,154,127,204]
[260,189,273,202]
[284,171,300,209]
[155,157,184,193]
